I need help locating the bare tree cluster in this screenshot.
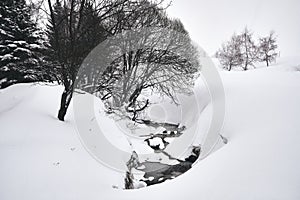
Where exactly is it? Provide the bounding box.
[76,1,200,122]
[46,0,175,121]
[216,28,278,71]
[104,29,199,121]
[46,0,133,121]
[1,0,200,122]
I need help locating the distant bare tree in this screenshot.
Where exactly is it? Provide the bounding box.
[239,27,258,70]
[216,28,280,71]
[258,31,278,66]
[215,34,243,71]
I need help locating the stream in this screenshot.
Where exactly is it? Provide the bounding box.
[125,121,201,188]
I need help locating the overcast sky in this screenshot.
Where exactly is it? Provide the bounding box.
[167,0,300,57]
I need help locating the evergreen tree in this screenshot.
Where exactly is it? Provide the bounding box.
[0,0,51,89]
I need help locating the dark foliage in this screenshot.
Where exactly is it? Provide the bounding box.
[0,0,53,89]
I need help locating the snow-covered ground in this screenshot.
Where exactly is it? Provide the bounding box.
[1,57,300,199]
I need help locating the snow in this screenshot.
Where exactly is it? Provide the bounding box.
[13,41,27,45]
[1,54,13,61]
[14,47,32,54]
[0,29,13,38]
[1,57,300,199]
[0,78,8,85]
[0,84,125,199]
[147,137,165,149]
[29,43,41,49]
[7,44,17,48]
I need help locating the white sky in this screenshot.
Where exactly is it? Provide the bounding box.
[167,0,300,57]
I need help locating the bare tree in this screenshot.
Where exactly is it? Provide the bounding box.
[215,34,243,71]
[216,28,280,70]
[75,0,168,95]
[46,0,129,121]
[239,27,258,70]
[258,31,278,66]
[93,4,200,121]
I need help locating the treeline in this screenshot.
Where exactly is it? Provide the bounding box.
[215,27,278,71]
[0,0,200,122]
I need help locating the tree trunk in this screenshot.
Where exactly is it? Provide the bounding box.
[57,84,74,121]
[244,61,248,70]
[228,64,232,71]
[266,54,269,66]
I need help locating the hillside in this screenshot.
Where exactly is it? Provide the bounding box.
[1,58,300,200]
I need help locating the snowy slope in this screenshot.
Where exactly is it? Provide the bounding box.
[0,84,125,199]
[1,58,300,200]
